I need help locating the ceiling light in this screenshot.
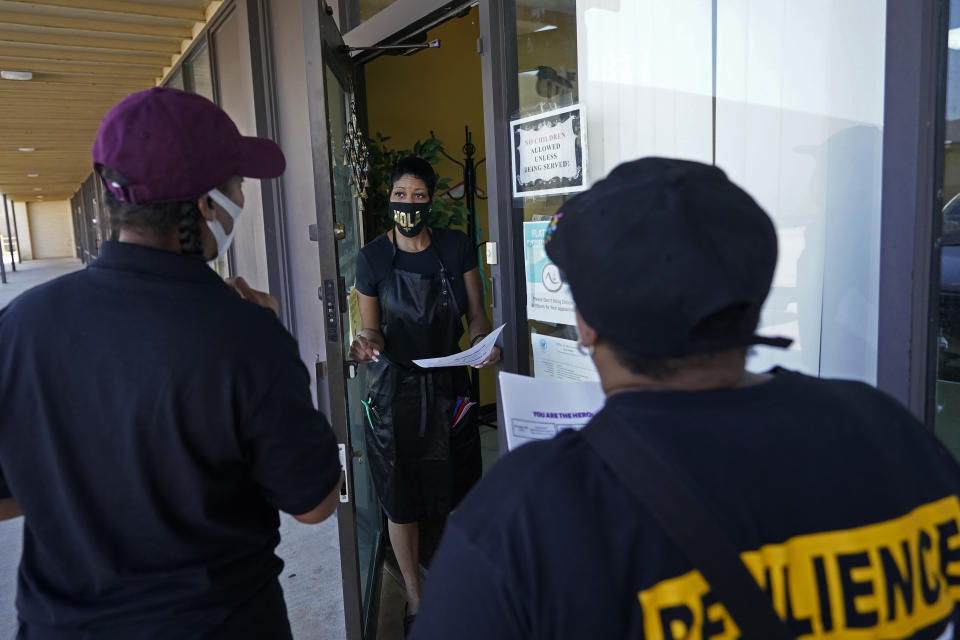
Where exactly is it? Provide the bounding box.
[27,173,39,177]
[534,25,558,32]
[18,147,35,152]
[951,28,960,50]
[1,70,33,81]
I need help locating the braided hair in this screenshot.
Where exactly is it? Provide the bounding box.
[103,190,207,260]
[176,201,205,259]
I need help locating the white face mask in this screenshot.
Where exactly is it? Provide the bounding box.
[206,188,243,261]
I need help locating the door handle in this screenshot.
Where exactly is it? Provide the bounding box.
[344,360,358,379]
[334,222,346,240]
[338,444,350,504]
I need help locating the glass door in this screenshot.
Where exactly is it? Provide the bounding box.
[306,3,382,639]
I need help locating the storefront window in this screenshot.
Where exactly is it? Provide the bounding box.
[185,41,214,102]
[934,0,960,455]
[514,0,886,385]
[166,67,185,91]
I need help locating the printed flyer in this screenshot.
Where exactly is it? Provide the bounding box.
[523,220,576,325]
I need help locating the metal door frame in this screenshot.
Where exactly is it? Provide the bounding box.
[476,0,526,454]
[302,0,528,635]
[877,0,951,423]
[342,0,528,457]
[301,2,377,638]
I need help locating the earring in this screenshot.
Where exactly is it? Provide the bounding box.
[577,342,595,357]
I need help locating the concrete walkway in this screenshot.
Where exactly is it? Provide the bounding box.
[0,258,346,639]
[0,257,83,309]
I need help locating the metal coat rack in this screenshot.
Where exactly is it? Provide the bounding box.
[434,126,496,426]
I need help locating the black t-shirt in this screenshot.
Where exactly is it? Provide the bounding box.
[355,228,477,315]
[0,242,341,639]
[412,371,960,639]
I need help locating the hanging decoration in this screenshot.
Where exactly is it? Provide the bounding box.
[343,101,370,210]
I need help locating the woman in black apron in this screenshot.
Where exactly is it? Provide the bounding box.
[350,157,500,633]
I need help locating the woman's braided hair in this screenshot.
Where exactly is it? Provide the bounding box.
[98,163,237,261]
[103,190,207,260]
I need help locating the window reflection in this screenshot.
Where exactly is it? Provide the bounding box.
[186,43,214,102]
[518,0,885,385]
[934,0,960,456]
[516,0,581,377]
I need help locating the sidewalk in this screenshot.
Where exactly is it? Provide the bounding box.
[0,257,83,309]
[0,257,346,640]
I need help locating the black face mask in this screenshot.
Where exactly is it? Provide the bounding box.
[392,202,429,237]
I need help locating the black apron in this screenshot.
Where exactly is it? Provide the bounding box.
[362,231,482,523]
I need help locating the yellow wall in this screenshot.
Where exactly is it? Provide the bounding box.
[364,7,497,404]
[365,7,488,238]
[28,200,75,259]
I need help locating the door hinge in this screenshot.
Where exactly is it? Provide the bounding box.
[477,37,483,54]
[338,444,350,503]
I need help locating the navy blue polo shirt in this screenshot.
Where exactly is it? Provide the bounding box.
[0,241,340,638]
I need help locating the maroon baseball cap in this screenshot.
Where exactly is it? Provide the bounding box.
[92,87,285,204]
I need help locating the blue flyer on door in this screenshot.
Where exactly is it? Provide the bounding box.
[523,220,576,325]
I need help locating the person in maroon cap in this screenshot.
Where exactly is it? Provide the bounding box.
[0,87,341,639]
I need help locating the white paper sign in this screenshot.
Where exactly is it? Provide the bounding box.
[412,324,506,369]
[517,118,579,185]
[524,221,576,325]
[511,104,587,197]
[532,333,600,382]
[499,372,606,451]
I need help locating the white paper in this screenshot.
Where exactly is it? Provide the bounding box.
[532,333,600,382]
[413,324,506,369]
[516,116,580,186]
[510,103,588,198]
[499,372,606,451]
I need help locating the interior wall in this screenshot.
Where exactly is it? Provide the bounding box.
[365,7,488,237]
[27,201,75,259]
[364,7,498,403]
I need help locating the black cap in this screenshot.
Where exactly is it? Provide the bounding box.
[544,157,792,357]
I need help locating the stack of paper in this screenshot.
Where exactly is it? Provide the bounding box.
[499,372,606,450]
[413,325,506,369]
